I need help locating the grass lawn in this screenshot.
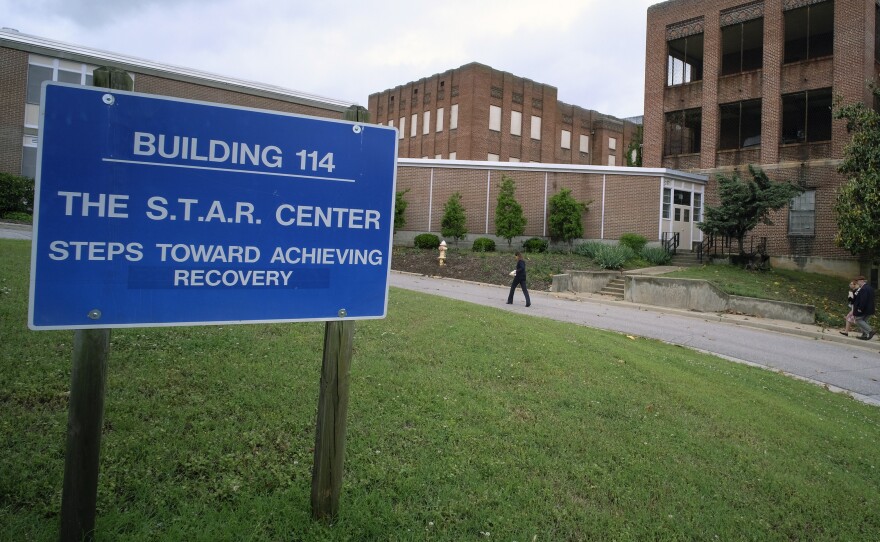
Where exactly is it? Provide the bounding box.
[2,238,880,541]
[663,264,852,328]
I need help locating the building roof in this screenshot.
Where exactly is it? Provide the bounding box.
[0,28,354,112]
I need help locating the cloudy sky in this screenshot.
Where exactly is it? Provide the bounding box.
[2,0,658,118]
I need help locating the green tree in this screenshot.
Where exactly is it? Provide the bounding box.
[698,165,802,255]
[833,85,880,258]
[548,189,590,249]
[441,192,468,244]
[0,172,34,217]
[625,125,643,167]
[494,175,527,247]
[394,189,409,233]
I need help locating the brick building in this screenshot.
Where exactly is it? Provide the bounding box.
[0,29,353,180]
[644,0,879,279]
[368,62,641,167]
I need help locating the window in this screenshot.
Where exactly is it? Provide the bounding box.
[530,116,542,140]
[719,99,761,150]
[664,108,702,155]
[561,130,571,149]
[876,5,880,64]
[662,187,672,219]
[789,190,815,235]
[21,138,37,179]
[510,110,522,136]
[608,155,616,166]
[489,105,502,131]
[693,192,702,222]
[423,111,431,135]
[450,104,459,130]
[509,157,520,162]
[436,107,444,132]
[411,113,418,137]
[449,152,457,160]
[667,33,704,86]
[579,135,590,153]
[435,154,442,159]
[721,17,763,75]
[608,137,617,151]
[781,88,832,143]
[784,1,833,63]
[388,119,394,128]
[26,64,53,104]
[399,117,405,139]
[487,153,499,161]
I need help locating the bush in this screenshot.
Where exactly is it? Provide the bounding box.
[574,241,606,259]
[619,233,647,253]
[592,244,636,270]
[640,246,672,265]
[0,173,34,216]
[522,237,548,253]
[414,233,441,249]
[472,237,496,252]
[1,211,32,224]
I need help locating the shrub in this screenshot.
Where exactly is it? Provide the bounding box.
[522,237,548,253]
[1,211,32,224]
[619,233,648,253]
[0,173,34,216]
[592,244,636,270]
[574,241,606,259]
[414,233,441,249]
[640,246,672,265]
[472,237,496,252]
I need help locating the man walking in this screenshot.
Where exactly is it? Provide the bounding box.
[853,276,875,340]
[507,252,531,307]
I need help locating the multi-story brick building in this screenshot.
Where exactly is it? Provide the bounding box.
[0,29,354,180]
[368,62,641,167]
[644,0,878,279]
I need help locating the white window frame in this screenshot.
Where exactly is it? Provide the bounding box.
[489,105,502,131]
[561,129,571,149]
[436,107,444,132]
[423,111,431,135]
[608,155,616,166]
[510,110,522,136]
[449,151,457,160]
[399,117,405,139]
[789,190,816,236]
[530,115,542,140]
[579,134,590,153]
[411,113,418,137]
[609,137,617,150]
[450,104,459,130]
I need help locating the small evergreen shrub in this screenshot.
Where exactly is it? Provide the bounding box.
[592,244,636,270]
[619,233,648,253]
[472,237,496,252]
[522,237,548,253]
[414,233,441,249]
[640,246,672,265]
[0,173,34,216]
[1,211,32,224]
[574,241,606,259]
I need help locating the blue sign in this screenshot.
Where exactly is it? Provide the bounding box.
[29,83,397,329]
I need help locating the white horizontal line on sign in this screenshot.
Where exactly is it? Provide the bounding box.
[102,158,357,183]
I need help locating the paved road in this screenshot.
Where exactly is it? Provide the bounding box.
[6,223,878,406]
[391,272,880,407]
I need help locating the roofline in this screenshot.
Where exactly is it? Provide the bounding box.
[0,29,354,113]
[397,158,708,184]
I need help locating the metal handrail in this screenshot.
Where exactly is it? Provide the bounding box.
[661,231,680,256]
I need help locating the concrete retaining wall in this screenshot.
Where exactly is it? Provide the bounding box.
[551,270,619,293]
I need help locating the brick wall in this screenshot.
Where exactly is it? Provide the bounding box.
[0,47,27,175]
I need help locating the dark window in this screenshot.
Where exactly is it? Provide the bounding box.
[784,1,834,63]
[876,5,880,63]
[21,146,37,179]
[721,18,763,75]
[782,88,832,143]
[664,108,702,156]
[673,190,691,205]
[667,33,704,86]
[26,64,53,104]
[719,99,761,150]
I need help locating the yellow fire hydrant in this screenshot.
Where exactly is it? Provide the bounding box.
[438,240,447,266]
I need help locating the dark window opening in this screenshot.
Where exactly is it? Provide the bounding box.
[782,88,832,144]
[719,99,761,150]
[26,64,53,104]
[667,33,704,86]
[664,108,702,156]
[789,190,815,236]
[673,190,692,206]
[784,1,834,63]
[721,18,763,75]
[875,5,880,63]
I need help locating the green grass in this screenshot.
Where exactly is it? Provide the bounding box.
[3,238,880,541]
[663,264,851,328]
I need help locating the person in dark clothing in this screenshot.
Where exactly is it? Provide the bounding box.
[853,276,875,340]
[507,252,531,307]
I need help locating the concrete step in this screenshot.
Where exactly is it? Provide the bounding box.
[599,278,625,298]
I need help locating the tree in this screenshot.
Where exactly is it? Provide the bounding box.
[548,188,590,249]
[833,85,880,259]
[394,189,409,233]
[698,165,802,255]
[441,192,467,244]
[494,175,527,246]
[625,125,643,167]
